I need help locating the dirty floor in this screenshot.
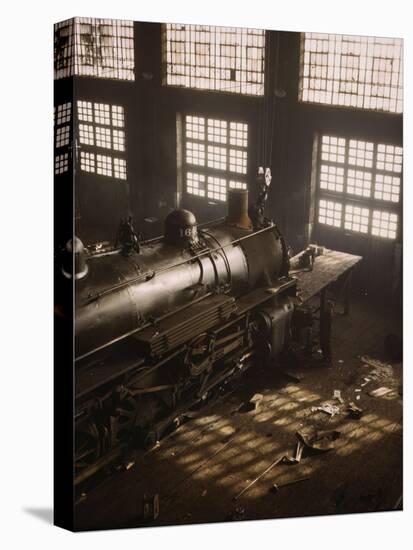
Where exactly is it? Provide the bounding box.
[75,292,402,530]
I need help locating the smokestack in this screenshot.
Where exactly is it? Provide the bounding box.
[226,189,252,230]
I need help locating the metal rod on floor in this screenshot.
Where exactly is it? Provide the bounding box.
[272,476,311,492]
[233,455,285,501]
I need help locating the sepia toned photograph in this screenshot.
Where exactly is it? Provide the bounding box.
[53,17,403,531]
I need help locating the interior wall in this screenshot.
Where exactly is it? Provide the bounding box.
[54,22,403,299]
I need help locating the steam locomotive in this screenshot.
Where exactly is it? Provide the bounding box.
[61,186,304,486]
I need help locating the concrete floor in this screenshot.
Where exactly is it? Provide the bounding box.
[75,292,402,531]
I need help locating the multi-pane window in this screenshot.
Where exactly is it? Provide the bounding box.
[55,153,69,175]
[162,24,265,95]
[186,172,206,198]
[54,18,134,80]
[77,101,127,180]
[300,33,403,113]
[316,135,402,239]
[371,210,398,240]
[344,205,369,234]
[54,102,72,175]
[318,199,342,228]
[183,115,248,202]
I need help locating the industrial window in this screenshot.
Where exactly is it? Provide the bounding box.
[54,18,134,80]
[318,199,342,228]
[183,115,248,202]
[54,102,72,175]
[316,135,402,239]
[55,153,69,175]
[77,100,127,180]
[162,24,265,95]
[300,34,403,113]
[371,210,398,240]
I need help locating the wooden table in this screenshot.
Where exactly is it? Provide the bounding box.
[290,248,362,362]
[291,249,362,304]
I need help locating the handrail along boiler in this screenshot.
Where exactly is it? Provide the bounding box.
[65,185,299,484]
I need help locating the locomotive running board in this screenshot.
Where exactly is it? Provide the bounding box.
[236,277,297,315]
[133,294,237,358]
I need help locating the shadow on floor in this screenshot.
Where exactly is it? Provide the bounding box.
[24,507,53,525]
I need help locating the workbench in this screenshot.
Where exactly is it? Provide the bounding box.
[290,248,362,362]
[291,248,362,304]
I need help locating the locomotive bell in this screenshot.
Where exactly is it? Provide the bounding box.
[226,189,253,230]
[164,209,199,245]
[61,236,88,280]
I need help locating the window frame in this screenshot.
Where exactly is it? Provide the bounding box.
[181,113,250,204]
[54,18,135,81]
[315,133,402,240]
[75,100,128,182]
[54,102,72,176]
[161,24,266,97]
[299,33,403,115]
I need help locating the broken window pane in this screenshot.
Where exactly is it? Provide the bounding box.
[163,24,265,95]
[54,18,135,81]
[300,34,403,113]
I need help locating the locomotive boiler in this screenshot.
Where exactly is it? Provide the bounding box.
[65,188,300,485]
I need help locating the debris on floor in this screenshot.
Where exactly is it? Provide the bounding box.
[272,476,311,493]
[360,355,394,382]
[347,402,363,419]
[250,393,264,406]
[296,428,341,452]
[115,459,136,472]
[283,440,304,464]
[368,386,395,398]
[237,393,264,413]
[311,402,341,416]
[234,454,285,500]
[74,296,402,530]
[333,389,344,403]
